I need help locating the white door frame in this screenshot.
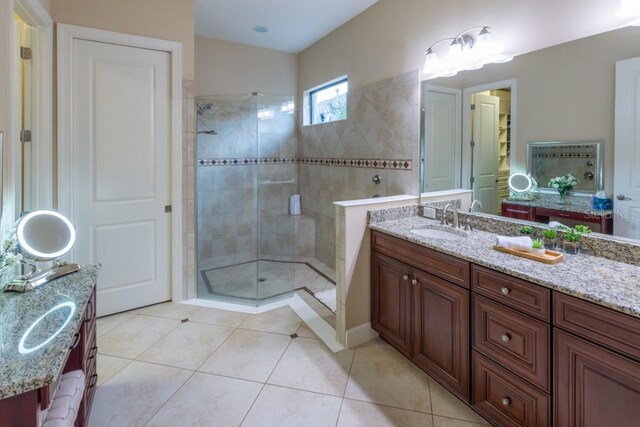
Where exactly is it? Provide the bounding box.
[57,24,184,302]
[462,79,517,190]
[0,0,52,233]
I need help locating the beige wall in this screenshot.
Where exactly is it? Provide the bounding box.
[195,36,297,96]
[52,0,194,79]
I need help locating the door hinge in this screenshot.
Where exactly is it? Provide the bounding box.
[470,176,475,185]
[20,129,32,142]
[470,140,476,147]
[164,205,172,213]
[470,104,476,110]
[20,47,32,60]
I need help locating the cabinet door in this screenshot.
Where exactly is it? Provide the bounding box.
[555,330,640,426]
[501,202,535,221]
[371,251,412,357]
[413,269,470,400]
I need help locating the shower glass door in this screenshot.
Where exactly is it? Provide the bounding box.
[195,93,296,306]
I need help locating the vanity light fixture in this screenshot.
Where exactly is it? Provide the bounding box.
[422,26,513,79]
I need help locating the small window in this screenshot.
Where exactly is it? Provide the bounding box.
[304,77,348,125]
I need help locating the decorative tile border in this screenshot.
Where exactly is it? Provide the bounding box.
[197,157,413,170]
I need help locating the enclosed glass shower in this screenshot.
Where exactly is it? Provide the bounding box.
[195,93,301,306]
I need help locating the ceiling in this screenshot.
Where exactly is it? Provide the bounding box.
[194,0,380,53]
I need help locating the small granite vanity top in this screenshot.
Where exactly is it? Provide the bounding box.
[369,216,640,318]
[503,197,612,215]
[0,265,99,399]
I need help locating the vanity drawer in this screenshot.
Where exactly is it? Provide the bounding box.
[473,351,550,427]
[554,292,640,361]
[501,202,535,221]
[372,231,470,288]
[471,266,550,322]
[473,295,550,392]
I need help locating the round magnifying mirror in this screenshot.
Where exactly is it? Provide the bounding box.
[508,173,533,194]
[16,210,76,261]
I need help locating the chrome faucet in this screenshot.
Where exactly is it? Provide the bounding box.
[442,203,459,228]
[469,199,483,213]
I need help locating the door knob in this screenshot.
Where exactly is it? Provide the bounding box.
[403,275,409,281]
[617,194,633,201]
[411,279,417,285]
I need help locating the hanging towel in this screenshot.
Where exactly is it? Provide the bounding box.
[495,236,534,252]
[289,194,301,216]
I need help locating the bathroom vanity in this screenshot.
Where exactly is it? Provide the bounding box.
[501,200,613,234]
[0,266,100,427]
[369,218,640,426]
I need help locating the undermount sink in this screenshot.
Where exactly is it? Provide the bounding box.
[410,228,467,241]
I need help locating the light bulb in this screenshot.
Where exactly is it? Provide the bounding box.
[423,48,440,75]
[448,39,464,69]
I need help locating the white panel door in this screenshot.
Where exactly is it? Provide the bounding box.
[614,57,640,239]
[423,85,461,192]
[72,39,171,316]
[472,94,500,214]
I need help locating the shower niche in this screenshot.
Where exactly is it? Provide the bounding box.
[195,93,316,307]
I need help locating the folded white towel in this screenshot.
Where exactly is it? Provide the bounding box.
[548,221,568,229]
[495,236,534,252]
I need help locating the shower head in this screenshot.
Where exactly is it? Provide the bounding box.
[197,130,218,135]
[197,103,214,116]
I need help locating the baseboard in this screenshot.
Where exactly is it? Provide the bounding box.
[345,323,379,348]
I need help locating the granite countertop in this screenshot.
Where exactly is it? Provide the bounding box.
[369,216,640,318]
[0,265,100,399]
[503,198,612,215]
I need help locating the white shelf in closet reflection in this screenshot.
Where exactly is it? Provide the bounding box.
[259,179,296,185]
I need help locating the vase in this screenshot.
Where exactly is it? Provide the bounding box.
[532,248,546,257]
[562,240,580,255]
[543,238,557,250]
[557,192,567,205]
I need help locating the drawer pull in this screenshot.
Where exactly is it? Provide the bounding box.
[411,279,418,285]
[85,299,94,323]
[501,333,511,343]
[403,275,409,281]
[69,332,81,350]
[501,397,511,407]
[500,287,510,295]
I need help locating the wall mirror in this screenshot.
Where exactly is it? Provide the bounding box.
[527,141,603,195]
[4,210,81,292]
[419,24,640,240]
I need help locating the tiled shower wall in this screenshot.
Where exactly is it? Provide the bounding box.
[196,98,302,270]
[297,70,421,268]
[183,81,196,300]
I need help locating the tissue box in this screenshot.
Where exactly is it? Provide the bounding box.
[592,197,612,210]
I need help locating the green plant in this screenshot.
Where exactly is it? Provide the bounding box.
[519,225,534,235]
[532,239,545,249]
[542,229,557,239]
[564,228,583,243]
[574,225,592,234]
[548,174,578,198]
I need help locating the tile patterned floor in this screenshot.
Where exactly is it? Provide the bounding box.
[91,303,489,427]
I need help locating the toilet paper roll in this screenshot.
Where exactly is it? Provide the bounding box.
[290,194,301,216]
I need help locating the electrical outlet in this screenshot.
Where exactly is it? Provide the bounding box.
[423,207,437,219]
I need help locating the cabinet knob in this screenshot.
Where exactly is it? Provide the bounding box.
[501,398,511,407]
[501,333,511,343]
[411,279,418,285]
[403,275,409,281]
[500,287,510,295]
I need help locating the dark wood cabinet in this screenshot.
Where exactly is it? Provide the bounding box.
[413,269,469,400]
[554,329,640,426]
[500,202,613,234]
[371,251,412,357]
[501,202,535,221]
[371,231,470,401]
[473,351,550,427]
[371,230,640,426]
